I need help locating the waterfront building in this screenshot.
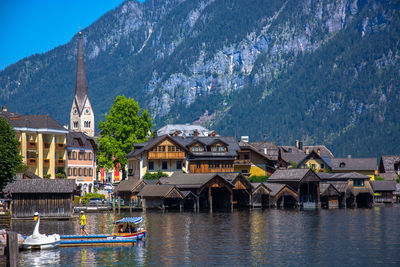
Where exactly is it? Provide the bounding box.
[235,140,275,177]
[251,182,299,208]
[66,131,97,193]
[318,172,374,207]
[378,155,400,180]
[4,179,75,218]
[114,179,159,205]
[370,180,396,204]
[126,135,240,179]
[70,32,95,137]
[297,150,331,172]
[267,168,321,208]
[319,183,340,208]
[330,157,378,179]
[0,106,68,178]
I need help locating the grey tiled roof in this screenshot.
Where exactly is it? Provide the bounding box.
[239,141,279,161]
[331,158,377,171]
[281,152,306,164]
[137,185,180,197]
[370,180,396,192]
[318,172,370,180]
[326,181,348,193]
[4,179,75,193]
[263,183,297,196]
[319,183,340,196]
[114,179,142,192]
[268,169,315,181]
[161,173,234,189]
[302,145,334,158]
[1,112,66,132]
[67,131,97,150]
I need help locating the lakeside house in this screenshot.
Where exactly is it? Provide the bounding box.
[4,179,75,218]
[330,157,378,179]
[370,180,396,204]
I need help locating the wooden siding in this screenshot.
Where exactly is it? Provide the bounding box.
[148,151,186,160]
[11,193,73,218]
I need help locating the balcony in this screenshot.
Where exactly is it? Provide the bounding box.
[56,143,65,150]
[44,143,51,149]
[43,159,50,167]
[148,151,186,160]
[27,158,37,166]
[27,142,37,150]
[234,159,251,165]
[56,159,65,167]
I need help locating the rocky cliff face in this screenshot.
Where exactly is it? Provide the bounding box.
[1,0,399,157]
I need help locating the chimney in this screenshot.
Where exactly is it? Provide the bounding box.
[264,148,268,155]
[305,147,310,154]
[2,105,7,112]
[241,136,249,143]
[295,140,299,149]
[63,124,69,130]
[317,148,321,156]
[348,155,352,159]
[299,141,303,150]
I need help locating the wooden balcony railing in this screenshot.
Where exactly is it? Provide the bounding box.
[26,142,37,150]
[148,151,186,160]
[27,158,37,166]
[43,159,50,167]
[56,159,65,167]
[56,143,65,150]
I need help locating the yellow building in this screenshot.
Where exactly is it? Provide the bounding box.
[234,141,275,177]
[0,106,68,178]
[298,150,331,172]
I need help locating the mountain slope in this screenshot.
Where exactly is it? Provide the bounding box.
[0,0,399,157]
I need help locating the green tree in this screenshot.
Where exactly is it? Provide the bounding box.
[0,117,23,191]
[97,95,153,179]
[143,170,168,180]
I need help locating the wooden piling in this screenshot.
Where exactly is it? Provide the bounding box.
[118,196,121,213]
[6,231,18,267]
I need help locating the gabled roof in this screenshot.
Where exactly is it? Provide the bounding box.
[331,158,377,171]
[216,172,253,189]
[126,135,188,158]
[5,179,75,193]
[324,181,348,193]
[379,155,400,173]
[319,183,340,196]
[280,152,306,164]
[237,141,275,164]
[263,183,297,197]
[74,34,89,114]
[114,179,143,193]
[244,141,279,161]
[302,145,334,158]
[161,173,234,189]
[137,185,182,198]
[370,180,396,192]
[67,131,97,150]
[297,150,331,168]
[268,169,319,182]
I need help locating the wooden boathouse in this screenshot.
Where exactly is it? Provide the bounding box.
[5,179,75,218]
[138,185,184,210]
[370,180,396,204]
[251,182,299,208]
[319,183,340,208]
[114,179,159,206]
[268,169,320,208]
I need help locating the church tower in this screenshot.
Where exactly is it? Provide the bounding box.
[70,32,95,137]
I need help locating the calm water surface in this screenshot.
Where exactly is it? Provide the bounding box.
[8,206,400,266]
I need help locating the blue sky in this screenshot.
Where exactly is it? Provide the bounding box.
[0,0,136,70]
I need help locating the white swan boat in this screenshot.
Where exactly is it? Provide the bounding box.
[23,212,60,250]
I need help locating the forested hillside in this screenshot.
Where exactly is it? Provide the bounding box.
[0,0,399,157]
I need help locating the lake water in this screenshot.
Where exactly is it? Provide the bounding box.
[7,206,400,266]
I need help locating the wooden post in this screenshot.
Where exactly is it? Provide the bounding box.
[6,231,18,267]
[196,196,200,212]
[180,200,183,212]
[230,190,233,211]
[249,192,252,209]
[129,199,132,215]
[208,187,212,213]
[112,196,115,212]
[118,196,121,213]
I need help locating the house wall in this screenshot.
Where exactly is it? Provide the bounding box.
[189,160,234,173]
[302,158,326,172]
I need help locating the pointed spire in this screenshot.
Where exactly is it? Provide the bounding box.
[74,32,89,114]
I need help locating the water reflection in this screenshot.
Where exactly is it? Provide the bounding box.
[7,206,400,266]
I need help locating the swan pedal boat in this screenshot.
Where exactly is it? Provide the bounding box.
[60,217,146,247]
[22,212,60,250]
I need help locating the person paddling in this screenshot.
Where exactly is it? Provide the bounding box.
[80,211,88,236]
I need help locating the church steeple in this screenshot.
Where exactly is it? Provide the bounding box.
[74,32,89,115]
[70,31,95,137]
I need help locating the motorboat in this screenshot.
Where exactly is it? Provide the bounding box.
[22,212,60,250]
[109,217,146,240]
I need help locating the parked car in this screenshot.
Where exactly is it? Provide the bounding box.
[104,184,113,190]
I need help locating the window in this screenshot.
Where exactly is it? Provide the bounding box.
[73,121,78,128]
[244,154,249,160]
[321,163,325,169]
[73,168,77,176]
[73,151,77,160]
[88,152,92,160]
[196,162,201,169]
[68,151,72,160]
[84,152,87,160]
[79,152,83,160]
[84,168,87,176]
[148,161,154,170]
[68,167,72,176]
[339,162,346,168]
[353,179,364,187]
[176,161,182,170]
[162,161,168,170]
[89,168,93,176]
[79,168,83,176]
